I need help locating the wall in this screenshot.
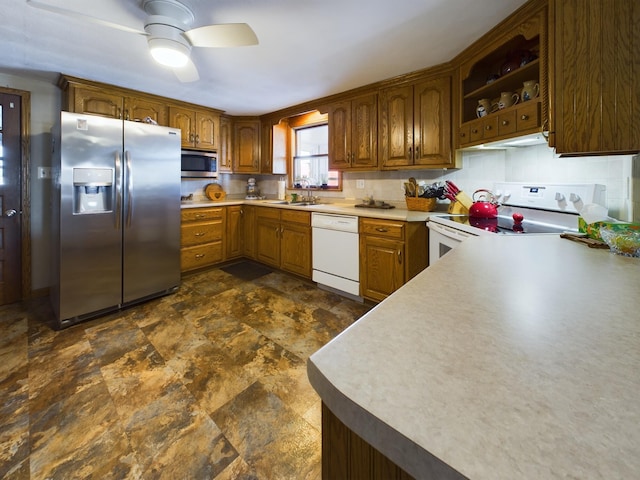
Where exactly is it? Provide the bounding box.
[182,146,637,222]
[343,146,636,221]
[1,72,60,292]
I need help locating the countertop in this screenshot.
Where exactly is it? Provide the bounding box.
[307,235,640,479]
[181,198,446,222]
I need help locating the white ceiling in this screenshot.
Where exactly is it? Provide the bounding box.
[1,0,528,116]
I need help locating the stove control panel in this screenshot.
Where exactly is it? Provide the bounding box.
[493,182,606,213]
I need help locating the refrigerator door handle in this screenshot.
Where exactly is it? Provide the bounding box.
[125,150,133,227]
[115,151,122,230]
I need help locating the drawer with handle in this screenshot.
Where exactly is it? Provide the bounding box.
[181,207,223,223]
[180,242,224,271]
[360,218,405,239]
[181,222,223,247]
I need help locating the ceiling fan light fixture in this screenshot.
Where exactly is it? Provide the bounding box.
[148,37,190,67]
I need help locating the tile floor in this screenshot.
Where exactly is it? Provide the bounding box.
[0,262,372,479]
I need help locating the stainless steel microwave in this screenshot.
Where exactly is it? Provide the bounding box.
[181,150,218,178]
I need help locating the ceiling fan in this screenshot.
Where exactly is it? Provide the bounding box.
[27,0,259,82]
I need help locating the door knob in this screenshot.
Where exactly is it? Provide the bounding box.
[4,209,18,217]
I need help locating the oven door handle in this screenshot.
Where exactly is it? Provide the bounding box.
[429,221,476,241]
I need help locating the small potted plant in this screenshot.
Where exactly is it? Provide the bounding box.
[320,176,329,189]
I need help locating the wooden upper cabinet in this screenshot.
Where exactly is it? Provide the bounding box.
[551,0,640,155]
[125,96,168,125]
[169,106,220,151]
[260,118,288,175]
[71,86,123,119]
[219,115,233,173]
[380,74,452,168]
[63,81,168,125]
[414,76,452,166]
[379,86,413,167]
[233,119,261,173]
[170,106,195,147]
[328,93,377,170]
[195,110,219,150]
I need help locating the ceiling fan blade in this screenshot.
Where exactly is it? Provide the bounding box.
[185,23,258,48]
[172,58,199,83]
[27,0,146,35]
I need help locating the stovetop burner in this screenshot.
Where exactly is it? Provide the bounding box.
[445,214,578,235]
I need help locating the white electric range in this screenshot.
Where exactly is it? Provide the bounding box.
[428,182,606,264]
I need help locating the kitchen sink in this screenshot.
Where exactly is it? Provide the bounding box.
[261,200,318,207]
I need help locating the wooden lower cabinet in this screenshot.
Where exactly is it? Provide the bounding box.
[225,205,244,260]
[322,403,414,480]
[359,218,428,302]
[180,207,225,272]
[243,205,257,259]
[255,207,312,278]
[280,210,312,277]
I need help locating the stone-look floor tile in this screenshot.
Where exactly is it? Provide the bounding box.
[29,381,137,479]
[99,343,238,477]
[303,401,323,432]
[28,338,104,413]
[2,264,371,479]
[0,316,30,478]
[214,455,258,480]
[244,309,333,360]
[0,407,29,479]
[211,381,321,480]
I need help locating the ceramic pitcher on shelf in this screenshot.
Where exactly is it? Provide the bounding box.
[476,98,495,118]
[521,80,540,102]
[498,91,519,109]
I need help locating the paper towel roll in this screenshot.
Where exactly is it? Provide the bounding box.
[277,180,286,200]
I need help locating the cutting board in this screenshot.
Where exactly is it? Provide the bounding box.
[560,233,609,249]
[204,183,226,201]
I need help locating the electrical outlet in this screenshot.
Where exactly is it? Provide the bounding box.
[37,167,52,179]
[356,179,365,189]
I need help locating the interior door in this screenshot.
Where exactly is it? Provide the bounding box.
[0,93,22,305]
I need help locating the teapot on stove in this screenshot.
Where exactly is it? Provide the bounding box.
[469,189,500,219]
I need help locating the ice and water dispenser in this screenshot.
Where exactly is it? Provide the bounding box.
[73,168,113,214]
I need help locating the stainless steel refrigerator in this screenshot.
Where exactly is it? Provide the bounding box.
[51,111,181,328]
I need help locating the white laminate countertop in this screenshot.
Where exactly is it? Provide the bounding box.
[307,235,640,479]
[180,198,446,222]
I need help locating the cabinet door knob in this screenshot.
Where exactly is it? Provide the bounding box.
[375,227,388,232]
[194,232,205,237]
[521,114,529,120]
[397,250,403,264]
[471,129,478,134]
[460,132,466,137]
[195,254,205,259]
[502,120,509,126]
[485,125,492,131]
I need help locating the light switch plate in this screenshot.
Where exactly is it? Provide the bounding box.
[356,179,365,189]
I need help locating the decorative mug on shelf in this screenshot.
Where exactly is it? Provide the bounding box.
[498,91,519,109]
[476,98,498,118]
[521,80,540,102]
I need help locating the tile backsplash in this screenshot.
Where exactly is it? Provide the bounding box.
[182,144,637,222]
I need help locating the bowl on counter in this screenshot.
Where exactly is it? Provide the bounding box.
[599,226,640,257]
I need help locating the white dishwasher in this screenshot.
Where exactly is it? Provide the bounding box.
[311,212,360,298]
